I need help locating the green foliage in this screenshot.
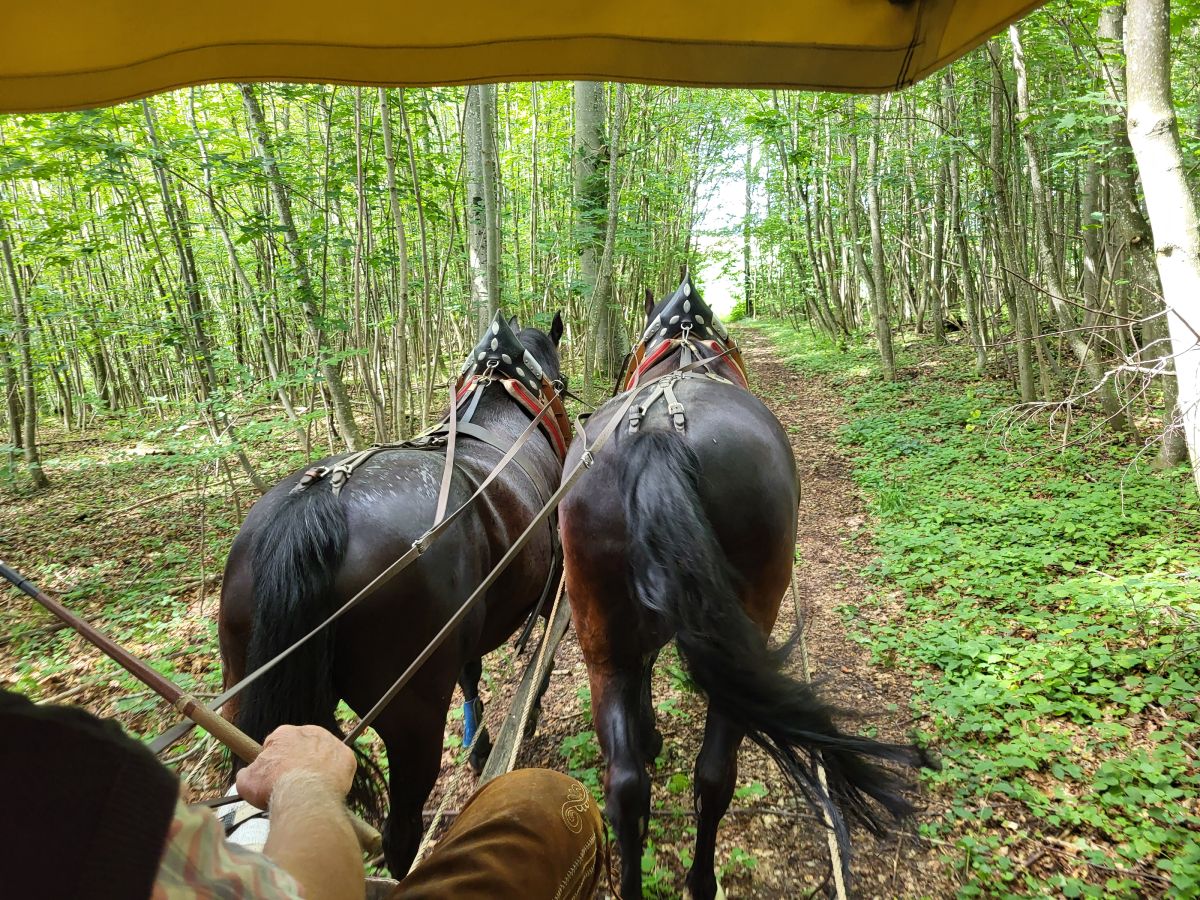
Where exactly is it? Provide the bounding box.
[640,836,681,899]
[733,780,767,802]
[721,846,758,879]
[759,319,1200,897]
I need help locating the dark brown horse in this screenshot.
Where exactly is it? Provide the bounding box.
[560,278,932,899]
[218,312,567,876]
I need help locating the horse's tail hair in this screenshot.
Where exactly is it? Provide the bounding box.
[237,483,385,823]
[619,432,935,875]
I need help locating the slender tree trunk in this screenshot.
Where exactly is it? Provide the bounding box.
[465,86,490,327]
[590,83,627,382]
[1011,25,1129,433]
[0,217,49,489]
[574,81,606,387]
[1125,0,1200,487]
[988,40,1038,402]
[944,72,986,371]
[2,335,24,448]
[379,88,411,436]
[744,141,755,317]
[238,83,362,451]
[931,161,947,345]
[867,96,895,378]
[530,83,540,299]
[480,84,501,316]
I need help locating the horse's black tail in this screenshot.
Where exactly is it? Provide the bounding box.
[236,484,384,823]
[620,432,935,865]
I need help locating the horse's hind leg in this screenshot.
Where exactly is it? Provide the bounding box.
[685,705,745,900]
[458,657,492,775]
[639,651,663,760]
[373,696,451,877]
[216,555,255,726]
[594,667,651,900]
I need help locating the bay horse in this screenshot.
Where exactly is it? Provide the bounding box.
[218,312,569,876]
[560,277,933,899]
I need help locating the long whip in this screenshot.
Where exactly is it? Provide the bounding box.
[0,560,382,853]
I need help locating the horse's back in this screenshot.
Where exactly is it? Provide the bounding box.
[566,377,797,532]
[562,377,798,644]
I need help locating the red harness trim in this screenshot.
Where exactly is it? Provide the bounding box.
[454,375,570,462]
[624,338,748,390]
[503,379,570,460]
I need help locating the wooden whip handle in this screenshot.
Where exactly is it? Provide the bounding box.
[177,696,383,853]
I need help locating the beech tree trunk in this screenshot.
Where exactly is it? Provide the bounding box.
[988,40,1037,402]
[480,84,501,317]
[590,83,627,382]
[574,81,607,387]
[1102,2,1188,468]
[1,336,22,450]
[0,217,49,489]
[867,96,895,378]
[1125,0,1200,488]
[466,86,490,328]
[379,88,412,436]
[744,141,755,317]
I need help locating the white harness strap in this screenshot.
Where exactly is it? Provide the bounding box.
[627,337,734,434]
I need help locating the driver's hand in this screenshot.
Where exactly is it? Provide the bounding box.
[236,724,357,808]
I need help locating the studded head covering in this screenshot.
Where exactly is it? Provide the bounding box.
[460,311,546,395]
[639,274,729,347]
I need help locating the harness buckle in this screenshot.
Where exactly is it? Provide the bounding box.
[329,464,352,497]
[290,466,328,494]
[667,401,686,432]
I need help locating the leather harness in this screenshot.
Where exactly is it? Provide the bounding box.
[287,316,572,662]
[290,374,570,504]
[613,274,748,437]
[618,328,748,435]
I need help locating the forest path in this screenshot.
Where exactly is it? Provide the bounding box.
[431,324,952,898]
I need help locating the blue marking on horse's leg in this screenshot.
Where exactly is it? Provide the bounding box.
[462,697,482,747]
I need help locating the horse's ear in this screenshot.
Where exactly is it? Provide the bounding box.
[644,288,655,319]
[508,314,520,330]
[550,311,564,347]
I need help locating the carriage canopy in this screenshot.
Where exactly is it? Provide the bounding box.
[1,0,1047,113]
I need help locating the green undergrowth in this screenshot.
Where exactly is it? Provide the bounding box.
[746,319,1200,899]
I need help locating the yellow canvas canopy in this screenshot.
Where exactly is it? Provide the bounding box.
[1,0,1047,113]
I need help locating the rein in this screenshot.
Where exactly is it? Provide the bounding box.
[151,379,569,754]
[340,349,738,743]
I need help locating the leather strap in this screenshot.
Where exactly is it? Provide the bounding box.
[454,421,555,506]
[433,380,458,526]
[343,348,737,742]
[151,353,735,754]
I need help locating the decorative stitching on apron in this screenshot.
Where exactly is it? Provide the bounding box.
[553,830,597,900]
[560,780,591,834]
